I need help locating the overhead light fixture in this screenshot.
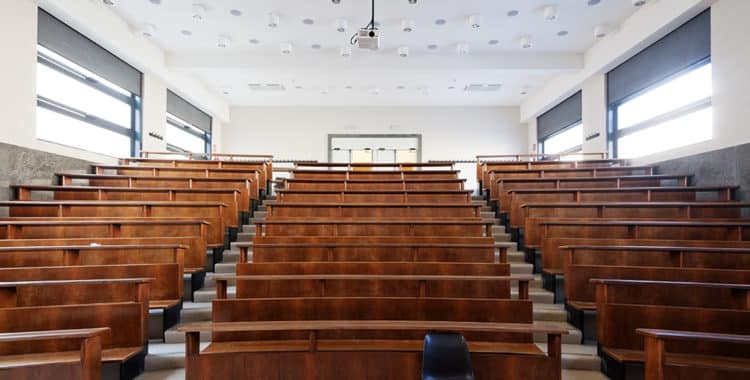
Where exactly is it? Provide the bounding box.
[519,35,532,49]
[102,0,117,6]
[408,0,417,4]
[217,35,231,48]
[280,43,293,55]
[267,12,280,28]
[335,18,348,33]
[398,46,409,58]
[632,0,647,6]
[457,42,469,56]
[332,0,340,4]
[221,87,232,95]
[401,19,415,32]
[594,25,608,38]
[192,4,207,21]
[340,46,352,57]
[468,14,482,30]
[520,86,529,96]
[137,24,157,38]
[543,5,558,21]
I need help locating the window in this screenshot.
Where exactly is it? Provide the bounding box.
[611,62,712,158]
[540,122,584,155]
[36,46,140,157]
[606,9,711,159]
[166,90,212,154]
[166,113,210,153]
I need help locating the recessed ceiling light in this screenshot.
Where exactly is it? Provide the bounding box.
[457,42,469,56]
[102,0,116,6]
[488,39,499,45]
[398,46,409,58]
[295,85,303,90]
[468,14,482,29]
[267,13,280,28]
[370,87,380,95]
[137,24,157,38]
[396,85,406,90]
[229,9,242,16]
[543,5,558,21]
[448,86,456,90]
[180,30,192,36]
[520,86,529,95]
[427,43,439,50]
[402,19,415,32]
[192,4,207,21]
[302,18,315,25]
[221,87,231,95]
[249,38,260,44]
[557,30,569,37]
[507,10,519,17]
[340,46,352,57]
[149,0,161,4]
[311,43,322,49]
[594,25,608,38]
[217,35,231,48]
[519,35,532,49]
[587,0,601,5]
[632,0,648,6]
[335,18,348,33]
[344,85,353,90]
[280,43,293,55]
[320,88,329,95]
[434,18,447,26]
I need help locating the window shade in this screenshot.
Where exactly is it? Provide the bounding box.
[37,9,142,96]
[167,90,212,133]
[607,9,711,106]
[537,91,582,140]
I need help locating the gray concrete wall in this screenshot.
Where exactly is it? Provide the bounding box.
[653,143,750,203]
[0,142,92,212]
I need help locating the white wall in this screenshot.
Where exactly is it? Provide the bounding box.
[0,0,229,163]
[223,107,526,187]
[521,0,750,164]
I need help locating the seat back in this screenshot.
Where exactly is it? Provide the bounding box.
[422,331,475,380]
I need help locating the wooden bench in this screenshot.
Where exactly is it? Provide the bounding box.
[241,241,500,263]
[283,178,468,191]
[638,329,750,380]
[0,262,182,338]
[265,202,482,218]
[275,189,473,203]
[487,166,655,197]
[0,201,231,247]
[561,246,750,339]
[0,328,109,380]
[291,169,460,181]
[479,159,627,193]
[12,185,243,222]
[253,218,494,237]
[118,158,271,193]
[179,320,566,380]
[0,278,151,380]
[57,172,258,211]
[594,279,750,380]
[93,164,261,190]
[476,152,610,189]
[0,219,211,290]
[504,186,736,225]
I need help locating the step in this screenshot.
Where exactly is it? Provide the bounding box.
[254,211,268,218]
[180,302,211,323]
[507,250,525,263]
[136,368,607,379]
[144,343,208,371]
[214,262,237,274]
[236,232,255,242]
[533,321,582,345]
[539,343,603,372]
[241,224,256,233]
[222,249,240,263]
[510,262,533,275]
[164,325,210,344]
[533,303,567,322]
[258,205,267,211]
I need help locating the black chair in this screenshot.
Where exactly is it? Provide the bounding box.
[422,331,475,380]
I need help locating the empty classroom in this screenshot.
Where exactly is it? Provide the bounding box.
[1,0,749,379]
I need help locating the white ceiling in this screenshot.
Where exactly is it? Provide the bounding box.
[107,0,642,107]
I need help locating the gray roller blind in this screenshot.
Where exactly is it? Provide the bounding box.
[607,9,710,105]
[537,91,582,140]
[37,9,142,96]
[167,90,212,133]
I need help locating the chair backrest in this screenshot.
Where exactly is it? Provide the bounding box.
[422,331,475,380]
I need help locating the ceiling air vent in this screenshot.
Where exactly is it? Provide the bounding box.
[464,84,502,92]
[248,83,286,92]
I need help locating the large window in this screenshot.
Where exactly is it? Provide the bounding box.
[36,10,141,157]
[612,62,712,158]
[607,9,711,158]
[166,90,212,154]
[540,122,584,155]
[166,113,210,153]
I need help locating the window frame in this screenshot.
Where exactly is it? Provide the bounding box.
[538,120,584,156]
[35,47,142,157]
[165,114,212,154]
[608,58,712,158]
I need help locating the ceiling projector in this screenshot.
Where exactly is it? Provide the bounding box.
[356,28,380,50]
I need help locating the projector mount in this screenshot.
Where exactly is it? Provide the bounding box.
[350,0,380,50]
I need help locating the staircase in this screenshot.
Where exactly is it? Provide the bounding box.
[136,193,609,380]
